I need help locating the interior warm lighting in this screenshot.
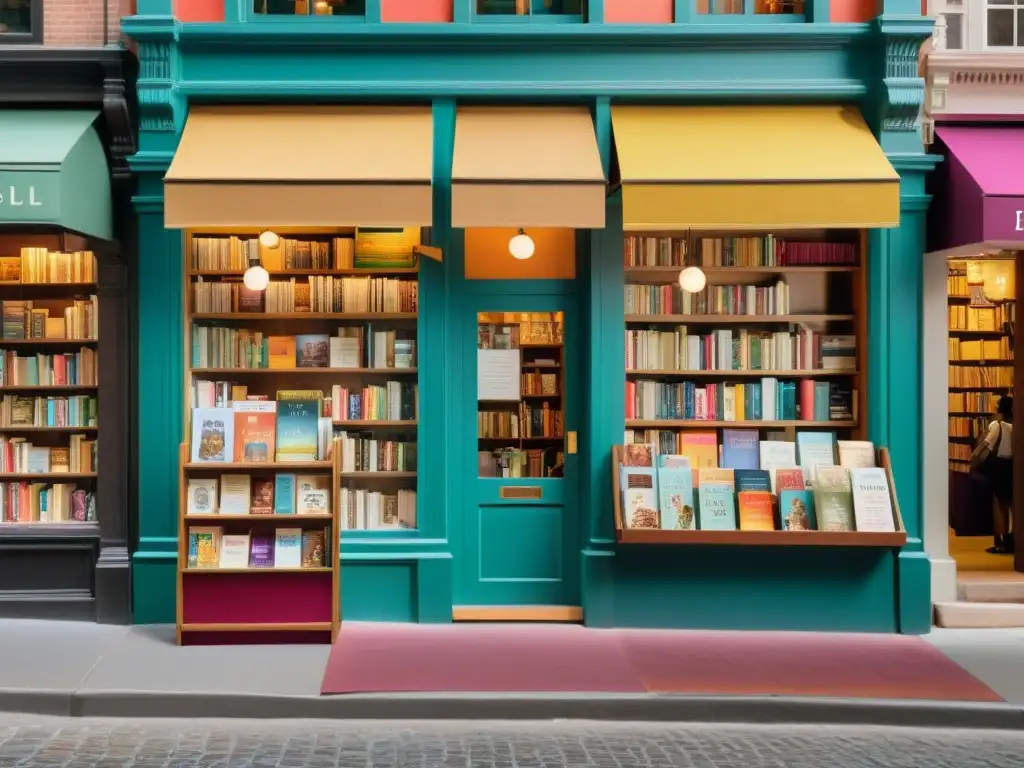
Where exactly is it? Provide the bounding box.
[258,230,280,249]
[509,229,535,261]
[678,266,707,293]
[243,255,270,292]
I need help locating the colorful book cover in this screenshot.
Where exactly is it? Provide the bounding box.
[250,477,274,515]
[680,431,719,469]
[186,479,217,516]
[838,440,877,469]
[813,466,855,532]
[190,526,221,569]
[774,468,806,494]
[219,534,250,568]
[218,474,251,515]
[620,466,659,529]
[233,401,277,463]
[851,467,896,532]
[796,431,836,487]
[733,469,772,494]
[758,439,798,492]
[721,429,759,470]
[276,400,320,461]
[623,443,653,467]
[274,473,296,514]
[249,534,275,567]
[697,477,736,531]
[296,334,330,368]
[274,528,303,568]
[190,407,233,463]
[267,336,296,369]
[301,529,327,567]
[296,475,331,515]
[779,489,816,531]
[656,457,695,531]
[737,490,775,531]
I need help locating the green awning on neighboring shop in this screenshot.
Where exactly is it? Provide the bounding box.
[0,111,112,241]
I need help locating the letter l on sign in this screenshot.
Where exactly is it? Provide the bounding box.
[1017,210,1024,232]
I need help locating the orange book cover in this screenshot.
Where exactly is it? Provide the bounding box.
[738,490,775,531]
[680,431,719,469]
[233,402,277,463]
[267,336,296,369]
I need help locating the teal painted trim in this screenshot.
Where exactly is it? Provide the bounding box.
[593,98,611,178]
[453,0,471,23]
[588,0,603,24]
[248,15,369,23]
[416,556,453,622]
[342,551,454,561]
[806,0,827,21]
[365,0,381,23]
[135,537,178,554]
[897,550,932,634]
[581,549,615,627]
[340,537,451,553]
[133,561,176,624]
[471,16,584,24]
[689,15,804,24]
[674,0,690,23]
[462,279,576,296]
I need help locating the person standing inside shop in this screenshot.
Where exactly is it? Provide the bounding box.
[982,396,1015,554]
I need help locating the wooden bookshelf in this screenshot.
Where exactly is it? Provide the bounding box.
[176,441,341,644]
[477,312,566,479]
[623,230,866,455]
[612,445,907,547]
[185,227,421,548]
[0,247,99,527]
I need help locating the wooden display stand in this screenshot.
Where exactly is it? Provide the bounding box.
[176,439,342,645]
[612,444,907,548]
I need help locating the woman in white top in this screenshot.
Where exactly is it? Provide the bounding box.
[983,396,1014,555]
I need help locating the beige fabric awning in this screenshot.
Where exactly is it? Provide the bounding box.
[164,106,434,228]
[451,106,606,229]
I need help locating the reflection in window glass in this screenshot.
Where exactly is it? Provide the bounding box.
[697,0,804,13]
[0,0,31,34]
[944,13,964,50]
[254,0,365,16]
[477,312,565,479]
[986,1,1023,47]
[476,0,582,15]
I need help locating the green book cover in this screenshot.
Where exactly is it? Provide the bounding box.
[813,466,854,532]
[275,400,319,461]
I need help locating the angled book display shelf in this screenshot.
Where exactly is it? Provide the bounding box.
[617,228,906,548]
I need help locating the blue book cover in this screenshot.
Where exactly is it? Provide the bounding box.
[721,428,759,469]
[276,400,319,461]
[733,469,772,494]
[796,431,837,486]
[656,460,695,530]
[779,489,817,531]
[274,474,296,514]
[698,469,736,531]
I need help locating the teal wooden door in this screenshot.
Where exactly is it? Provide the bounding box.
[455,286,581,614]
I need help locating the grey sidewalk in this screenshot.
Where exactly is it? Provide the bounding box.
[1,620,1023,729]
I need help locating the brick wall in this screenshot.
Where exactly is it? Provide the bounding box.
[43,0,133,46]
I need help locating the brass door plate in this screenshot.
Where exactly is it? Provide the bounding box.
[499,486,542,500]
[567,431,578,454]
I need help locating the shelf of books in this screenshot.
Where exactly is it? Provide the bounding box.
[0,245,99,528]
[478,312,566,478]
[618,230,896,545]
[946,261,1015,473]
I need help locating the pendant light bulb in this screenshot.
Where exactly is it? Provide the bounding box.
[258,230,280,249]
[678,266,707,294]
[509,229,535,261]
[243,255,270,292]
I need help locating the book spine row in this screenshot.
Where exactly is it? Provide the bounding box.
[624,281,790,317]
[0,482,94,523]
[0,349,97,387]
[340,488,416,530]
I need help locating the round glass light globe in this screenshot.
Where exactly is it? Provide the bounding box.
[678,266,707,293]
[508,232,535,261]
[258,230,280,249]
[243,265,270,292]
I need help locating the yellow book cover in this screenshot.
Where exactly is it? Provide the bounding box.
[734,386,745,422]
[680,431,719,469]
[0,257,21,282]
[698,468,734,487]
[267,336,296,369]
[738,490,775,531]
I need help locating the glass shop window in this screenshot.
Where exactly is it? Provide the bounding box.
[697,0,804,14]
[254,0,366,16]
[476,0,584,18]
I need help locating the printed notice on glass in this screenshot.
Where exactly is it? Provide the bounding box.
[478,349,521,401]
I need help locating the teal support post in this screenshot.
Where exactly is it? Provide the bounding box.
[588,0,604,23]
[805,0,828,22]
[453,0,471,23]
[673,0,690,23]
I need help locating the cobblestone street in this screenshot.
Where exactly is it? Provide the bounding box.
[0,716,1022,768]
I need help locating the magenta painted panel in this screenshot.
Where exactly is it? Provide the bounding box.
[181,572,333,624]
[983,196,1024,243]
[936,126,1024,196]
[182,630,332,646]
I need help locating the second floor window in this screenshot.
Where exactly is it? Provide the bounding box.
[254,0,365,15]
[0,0,41,42]
[476,0,583,15]
[941,0,965,50]
[987,0,1024,47]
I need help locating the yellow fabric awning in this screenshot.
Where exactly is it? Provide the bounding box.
[611,105,900,231]
[451,106,606,229]
[164,106,434,228]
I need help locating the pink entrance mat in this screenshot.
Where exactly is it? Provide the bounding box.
[320,622,1003,702]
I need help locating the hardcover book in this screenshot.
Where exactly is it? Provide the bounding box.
[620,466,659,529]
[851,467,896,532]
[219,534,250,569]
[274,473,296,514]
[219,474,251,515]
[296,474,330,515]
[733,469,771,494]
[186,479,218,516]
[276,400,319,461]
[233,401,277,463]
[296,334,330,368]
[190,407,233,463]
[774,468,806,494]
[250,477,274,515]
[274,528,303,568]
[623,443,653,467]
[249,534,275,567]
[737,490,774,531]
[301,529,327,568]
[721,429,759,470]
[656,455,694,530]
[813,466,855,532]
[267,336,296,369]
[796,431,836,487]
[837,440,877,469]
[680,431,719,469]
[779,489,816,531]
[697,468,736,531]
[189,526,221,569]
[758,439,798,492]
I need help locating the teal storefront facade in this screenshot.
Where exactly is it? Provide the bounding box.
[124,0,938,634]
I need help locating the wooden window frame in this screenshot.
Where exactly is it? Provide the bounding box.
[0,0,43,45]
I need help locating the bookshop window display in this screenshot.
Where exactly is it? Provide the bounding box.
[616,230,905,545]
[181,226,419,644]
